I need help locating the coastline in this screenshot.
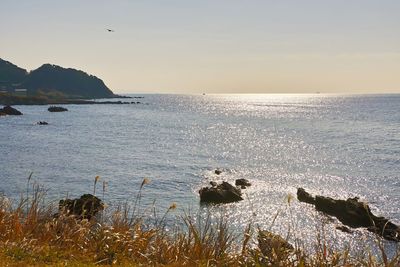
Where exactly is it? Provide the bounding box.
[0,94,143,106]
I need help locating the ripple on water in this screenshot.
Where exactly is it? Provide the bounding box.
[0,94,399,255]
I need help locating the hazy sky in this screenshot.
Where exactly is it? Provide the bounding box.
[1,0,399,94]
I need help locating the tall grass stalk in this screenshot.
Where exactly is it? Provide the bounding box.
[25,172,33,215]
[93,175,100,195]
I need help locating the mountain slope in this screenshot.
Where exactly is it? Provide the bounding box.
[0,58,115,98]
[23,64,114,98]
[0,59,28,86]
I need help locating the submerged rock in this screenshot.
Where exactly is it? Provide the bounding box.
[0,105,23,115]
[59,194,104,220]
[214,169,222,175]
[235,178,251,187]
[336,225,353,234]
[48,106,68,112]
[199,181,243,204]
[297,188,400,242]
[209,181,217,187]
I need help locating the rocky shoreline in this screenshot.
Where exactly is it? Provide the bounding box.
[0,94,144,106]
[297,188,400,242]
[199,170,400,243]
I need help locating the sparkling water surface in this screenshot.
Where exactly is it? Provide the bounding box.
[1,94,399,253]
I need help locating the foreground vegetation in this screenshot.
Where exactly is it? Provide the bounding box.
[0,180,399,266]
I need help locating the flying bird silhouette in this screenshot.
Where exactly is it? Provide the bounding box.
[107,29,114,32]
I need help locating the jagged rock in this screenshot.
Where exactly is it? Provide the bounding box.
[297,188,400,242]
[297,187,315,204]
[48,106,68,112]
[59,194,104,220]
[314,196,373,227]
[199,181,243,204]
[235,178,251,187]
[214,169,222,175]
[258,230,293,256]
[0,105,23,115]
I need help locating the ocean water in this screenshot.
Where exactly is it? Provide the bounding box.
[0,94,399,253]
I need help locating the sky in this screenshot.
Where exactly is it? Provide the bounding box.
[0,0,399,94]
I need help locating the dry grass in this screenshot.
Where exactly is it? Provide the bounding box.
[0,180,399,266]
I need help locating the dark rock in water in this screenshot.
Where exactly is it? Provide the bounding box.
[314,195,373,227]
[0,105,23,115]
[297,187,315,204]
[214,169,222,175]
[258,230,293,257]
[297,188,400,242]
[199,181,243,204]
[37,121,48,125]
[235,178,251,187]
[59,194,104,220]
[48,106,68,112]
[209,181,217,187]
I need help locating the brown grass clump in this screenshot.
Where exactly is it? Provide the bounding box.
[0,180,399,266]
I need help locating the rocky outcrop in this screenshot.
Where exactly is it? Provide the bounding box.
[258,230,293,257]
[0,105,23,115]
[297,188,400,242]
[199,181,243,204]
[235,179,251,188]
[297,187,315,204]
[48,106,68,112]
[59,194,104,220]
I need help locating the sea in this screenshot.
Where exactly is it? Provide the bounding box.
[0,94,399,254]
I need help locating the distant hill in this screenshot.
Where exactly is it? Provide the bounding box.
[0,58,28,87]
[23,64,114,98]
[0,58,115,99]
